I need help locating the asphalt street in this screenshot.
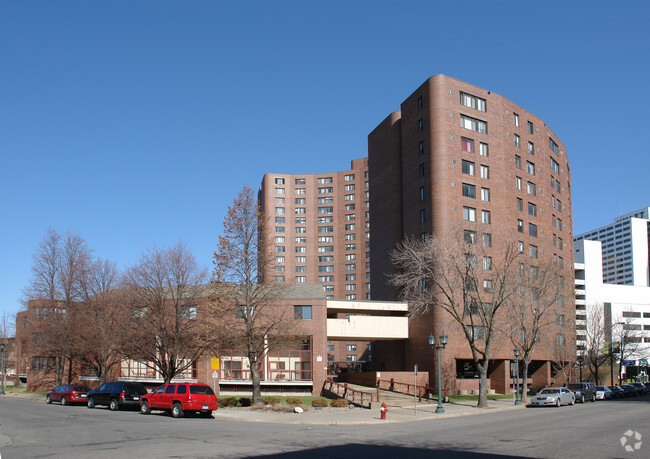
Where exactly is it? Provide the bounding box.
[0,395,649,458]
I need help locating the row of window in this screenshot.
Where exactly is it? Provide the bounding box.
[275,175,359,186]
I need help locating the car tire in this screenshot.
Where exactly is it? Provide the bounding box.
[46,395,52,404]
[109,399,119,411]
[172,402,184,418]
[580,394,585,403]
[200,411,212,418]
[591,394,596,402]
[140,401,151,415]
[570,397,575,406]
[556,399,561,407]
[87,397,95,408]
[61,396,67,406]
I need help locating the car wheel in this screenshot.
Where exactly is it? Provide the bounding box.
[200,411,212,418]
[570,397,575,406]
[580,394,585,403]
[109,399,119,411]
[140,401,151,415]
[87,397,95,408]
[172,402,184,418]
[61,396,67,406]
[591,394,596,402]
[556,399,561,407]
[46,395,52,404]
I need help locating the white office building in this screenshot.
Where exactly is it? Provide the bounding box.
[575,239,650,382]
[574,207,650,286]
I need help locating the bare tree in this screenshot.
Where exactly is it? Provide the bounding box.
[211,186,295,406]
[552,333,578,385]
[584,303,609,385]
[612,308,648,383]
[123,242,212,384]
[506,260,571,401]
[390,228,520,408]
[74,258,130,384]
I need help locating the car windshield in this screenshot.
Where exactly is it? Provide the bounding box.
[73,386,90,392]
[540,389,559,394]
[189,385,215,395]
[596,386,606,390]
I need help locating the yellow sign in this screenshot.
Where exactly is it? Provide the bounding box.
[211,358,220,370]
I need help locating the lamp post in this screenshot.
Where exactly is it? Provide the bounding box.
[428,332,448,414]
[577,355,584,382]
[514,348,521,405]
[0,342,5,396]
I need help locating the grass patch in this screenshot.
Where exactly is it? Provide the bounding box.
[2,385,29,394]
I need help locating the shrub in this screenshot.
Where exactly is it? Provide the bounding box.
[285,397,303,406]
[311,398,329,408]
[239,397,252,407]
[262,396,281,405]
[218,397,238,407]
[330,398,349,407]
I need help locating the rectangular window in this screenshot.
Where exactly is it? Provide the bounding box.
[318,197,333,204]
[529,245,538,258]
[318,187,333,194]
[275,207,285,215]
[345,184,355,191]
[483,256,492,271]
[527,182,536,196]
[318,226,333,233]
[345,214,355,221]
[275,187,285,195]
[418,96,423,111]
[420,186,425,201]
[345,284,356,291]
[419,209,425,224]
[529,223,538,237]
[346,274,356,281]
[295,188,306,195]
[295,198,305,205]
[550,157,560,173]
[482,210,491,224]
[479,142,489,157]
[460,92,487,112]
[295,178,305,185]
[462,183,476,198]
[461,137,475,153]
[345,263,356,271]
[517,198,523,212]
[418,119,423,132]
[517,219,524,233]
[275,227,285,233]
[419,141,424,155]
[462,160,475,175]
[515,155,521,169]
[295,266,306,272]
[461,115,487,133]
[317,177,333,184]
[318,216,333,223]
[296,227,306,233]
[276,256,284,263]
[514,134,520,148]
[528,202,537,217]
[295,207,305,214]
[482,233,492,247]
[275,178,285,185]
[526,161,535,175]
[528,142,534,155]
[463,206,476,222]
[464,230,477,244]
[318,265,334,272]
[345,224,355,231]
[318,206,333,214]
[513,113,519,126]
[295,276,306,283]
[549,138,559,154]
[275,246,285,253]
[318,276,334,282]
[296,256,306,263]
[480,165,489,179]
[295,246,306,253]
[518,241,524,253]
[345,243,356,251]
[344,174,355,181]
[275,236,285,243]
[481,188,490,202]
[318,246,334,253]
[293,306,311,320]
[345,204,355,211]
[516,176,522,190]
[528,121,534,134]
[344,234,355,241]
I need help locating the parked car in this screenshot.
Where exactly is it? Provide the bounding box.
[630,382,647,395]
[566,382,596,403]
[530,387,575,407]
[46,384,91,405]
[621,384,639,397]
[608,385,625,399]
[87,382,148,410]
[140,383,218,418]
[595,386,612,400]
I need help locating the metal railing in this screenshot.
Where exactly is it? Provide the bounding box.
[324,380,377,407]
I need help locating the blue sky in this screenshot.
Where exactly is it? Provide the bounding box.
[2,1,649,326]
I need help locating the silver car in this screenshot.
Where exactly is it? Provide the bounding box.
[531,387,575,407]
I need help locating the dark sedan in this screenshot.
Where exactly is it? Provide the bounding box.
[621,384,639,397]
[608,385,625,399]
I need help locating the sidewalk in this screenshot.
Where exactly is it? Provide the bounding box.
[3,389,527,425]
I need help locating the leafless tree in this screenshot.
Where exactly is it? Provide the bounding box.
[123,242,212,384]
[583,303,609,385]
[552,333,578,385]
[612,308,648,383]
[505,260,571,401]
[74,258,130,384]
[211,186,296,406]
[389,228,520,408]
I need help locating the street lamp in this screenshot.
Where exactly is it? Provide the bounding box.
[0,342,5,396]
[514,348,521,405]
[428,332,448,414]
[577,355,584,382]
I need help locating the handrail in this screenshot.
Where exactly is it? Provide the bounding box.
[324,380,377,407]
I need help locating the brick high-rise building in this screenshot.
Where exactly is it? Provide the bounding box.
[368,75,575,392]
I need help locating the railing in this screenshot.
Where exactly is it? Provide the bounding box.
[324,380,377,407]
[377,378,429,397]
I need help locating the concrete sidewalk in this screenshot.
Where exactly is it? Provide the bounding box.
[3,389,527,425]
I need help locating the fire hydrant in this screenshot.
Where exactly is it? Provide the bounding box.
[380,402,387,420]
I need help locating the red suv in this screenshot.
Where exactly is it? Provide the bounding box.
[140,383,218,418]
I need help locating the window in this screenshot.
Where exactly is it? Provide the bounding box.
[528,121,534,134]
[345,213,355,221]
[462,183,476,198]
[318,187,333,194]
[295,188,306,195]
[418,96,423,110]
[527,182,536,196]
[345,204,355,211]
[345,184,355,191]
[461,137,475,153]
[549,138,559,154]
[420,186,425,201]
[319,255,334,262]
[319,275,334,282]
[550,157,560,173]
[295,207,305,214]
[418,119,423,132]
[345,174,355,181]
[518,241,524,253]
[460,92,487,111]
[346,274,356,281]
[344,234,356,241]
[318,246,334,253]
[556,333,565,347]
[275,266,285,272]
[345,263,356,271]
[420,209,426,224]
[470,326,486,340]
[480,165,489,179]
[514,134,520,148]
[295,266,306,272]
[294,305,312,320]
[318,226,333,233]
[517,198,523,212]
[482,210,491,224]
[275,236,285,243]
[419,141,424,155]
[517,219,524,233]
[275,187,285,194]
[346,294,357,300]
[275,197,285,204]
[318,206,333,214]
[296,227,306,233]
[528,202,537,217]
[464,230,477,244]
[419,164,425,177]
[516,176,522,190]
[295,246,306,253]
[482,233,492,247]
[345,244,356,251]
[529,223,538,237]
[295,276,306,283]
[529,245,538,258]
[513,113,519,126]
[345,224,355,231]
[462,160,475,175]
[318,216,333,223]
[461,115,487,133]
[318,197,333,204]
[275,227,285,233]
[318,266,333,272]
[483,256,492,271]
[526,161,535,175]
[345,284,356,291]
[481,188,490,202]
[318,177,333,184]
[463,206,476,222]
[479,143,489,158]
[274,246,285,253]
[296,256,306,263]
[515,155,521,169]
[181,305,197,320]
[295,178,305,185]
[345,253,356,261]
[275,207,285,215]
[346,354,357,361]
[275,256,285,263]
[275,217,285,223]
[295,198,305,205]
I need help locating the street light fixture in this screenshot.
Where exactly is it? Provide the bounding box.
[514,348,521,405]
[0,342,5,396]
[428,332,448,414]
